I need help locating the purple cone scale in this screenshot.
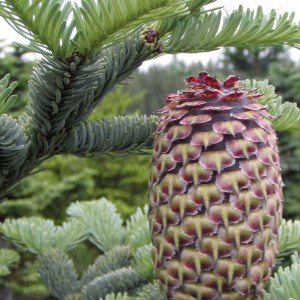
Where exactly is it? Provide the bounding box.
[149,72,283,300]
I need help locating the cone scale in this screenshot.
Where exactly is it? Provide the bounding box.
[149,72,283,300]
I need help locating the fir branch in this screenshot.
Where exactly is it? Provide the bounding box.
[61,115,156,155]
[53,220,88,252]
[162,6,300,53]
[0,248,20,276]
[0,0,75,57]
[27,30,156,151]
[125,205,151,252]
[239,79,278,105]
[27,54,101,138]
[82,267,142,300]
[240,79,300,132]
[67,198,125,252]
[156,0,217,35]
[132,245,154,280]
[1,217,57,254]
[100,293,131,300]
[0,74,17,114]
[278,220,300,262]
[266,98,300,132]
[72,0,188,55]
[0,114,30,195]
[86,28,160,111]
[36,249,80,300]
[1,217,88,254]
[0,266,10,277]
[187,0,217,12]
[0,29,157,198]
[81,246,131,287]
[137,282,167,300]
[262,252,300,300]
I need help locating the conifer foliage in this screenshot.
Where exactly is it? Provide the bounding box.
[1,0,300,299]
[0,0,299,197]
[1,198,300,299]
[1,198,157,299]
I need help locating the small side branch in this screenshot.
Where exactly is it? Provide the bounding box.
[61,115,157,156]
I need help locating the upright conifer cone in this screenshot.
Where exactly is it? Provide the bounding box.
[149,72,283,300]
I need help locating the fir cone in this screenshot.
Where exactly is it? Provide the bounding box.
[148,72,284,300]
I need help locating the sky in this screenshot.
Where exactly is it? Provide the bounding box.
[0,0,300,69]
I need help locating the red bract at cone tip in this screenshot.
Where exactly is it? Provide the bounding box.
[149,71,283,300]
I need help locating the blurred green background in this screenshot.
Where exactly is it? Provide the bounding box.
[1,41,300,299]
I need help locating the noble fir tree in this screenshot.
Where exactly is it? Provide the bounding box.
[1,1,300,300]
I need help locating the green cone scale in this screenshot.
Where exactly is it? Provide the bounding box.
[149,72,283,300]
